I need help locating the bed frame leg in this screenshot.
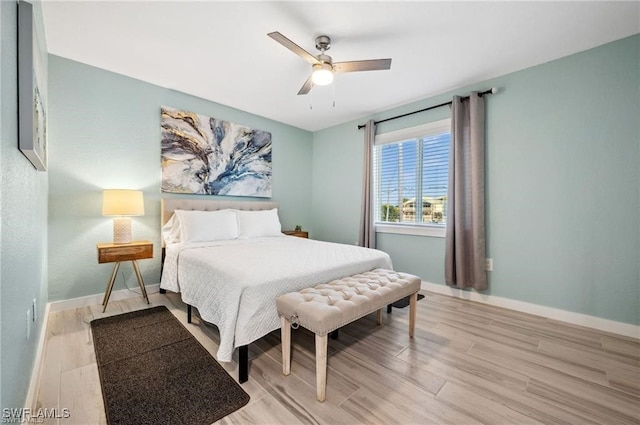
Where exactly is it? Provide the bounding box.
[387,304,392,314]
[159,288,166,294]
[187,304,192,323]
[239,345,249,383]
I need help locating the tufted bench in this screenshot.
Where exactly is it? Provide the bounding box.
[276,268,421,401]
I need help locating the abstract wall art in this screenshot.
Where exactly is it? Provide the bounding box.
[161,107,272,197]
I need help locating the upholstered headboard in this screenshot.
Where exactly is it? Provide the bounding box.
[161,198,279,240]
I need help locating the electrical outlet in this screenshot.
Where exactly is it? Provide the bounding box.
[485,258,494,271]
[32,298,37,322]
[26,309,32,340]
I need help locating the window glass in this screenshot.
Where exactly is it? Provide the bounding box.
[374,120,450,228]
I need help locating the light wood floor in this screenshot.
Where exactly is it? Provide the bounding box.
[35,290,640,425]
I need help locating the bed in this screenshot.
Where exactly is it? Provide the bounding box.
[159,198,393,380]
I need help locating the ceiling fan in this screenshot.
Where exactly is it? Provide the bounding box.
[267,32,392,95]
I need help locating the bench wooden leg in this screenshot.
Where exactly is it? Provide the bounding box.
[316,334,328,402]
[281,316,291,375]
[377,309,383,325]
[409,292,418,337]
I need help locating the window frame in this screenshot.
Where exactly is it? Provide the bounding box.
[373,118,451,238]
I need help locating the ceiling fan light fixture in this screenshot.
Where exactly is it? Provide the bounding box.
[311,63,334,86]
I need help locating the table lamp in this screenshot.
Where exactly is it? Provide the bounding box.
[102,189,144,244]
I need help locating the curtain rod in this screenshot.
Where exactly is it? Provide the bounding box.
[357,87,497,130]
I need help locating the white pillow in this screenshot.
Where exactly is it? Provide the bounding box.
[237,209,282,239]
[174,209,239,243]
[161,214,182,244]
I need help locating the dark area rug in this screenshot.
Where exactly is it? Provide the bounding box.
[91,306,249,425]
[392,293,425,308]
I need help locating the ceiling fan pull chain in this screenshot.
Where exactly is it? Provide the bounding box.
[332,79,336,108]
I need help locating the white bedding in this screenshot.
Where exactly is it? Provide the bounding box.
[160,235,393,361]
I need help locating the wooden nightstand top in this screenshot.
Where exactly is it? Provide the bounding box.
[283,230,308,239]
[97,240,153,263]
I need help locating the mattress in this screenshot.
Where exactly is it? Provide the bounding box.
[160,235,393,361]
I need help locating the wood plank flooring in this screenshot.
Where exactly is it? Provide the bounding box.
[34,290,640,425]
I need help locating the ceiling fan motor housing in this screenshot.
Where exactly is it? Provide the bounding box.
[317,53,333,66]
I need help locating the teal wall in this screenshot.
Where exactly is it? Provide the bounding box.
[1,0,49,410]
[312,35,640,326]
[47,56,313,301]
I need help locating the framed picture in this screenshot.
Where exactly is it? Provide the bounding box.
[161,106,272,197]
[18,0,47,171]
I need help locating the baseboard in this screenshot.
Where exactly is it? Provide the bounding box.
[421,281,639,339]
[49,283,160,313]
[24,302,51,410]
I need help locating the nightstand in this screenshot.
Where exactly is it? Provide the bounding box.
[97,240,153,312]
[283,230,309,238]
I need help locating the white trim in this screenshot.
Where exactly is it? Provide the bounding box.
[24,302,50,410]
[421,281,640,339]
[375,118,450,145]
[48,283,160,313]
[376,223,445,238]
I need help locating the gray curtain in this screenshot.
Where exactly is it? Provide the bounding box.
[358,120,376,248]
[445,93,487,290]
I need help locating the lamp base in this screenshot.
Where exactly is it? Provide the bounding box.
[113,217,132,244]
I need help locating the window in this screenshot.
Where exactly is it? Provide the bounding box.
[373,119,450,237]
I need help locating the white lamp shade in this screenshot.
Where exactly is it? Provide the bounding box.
[311,63,334,86]
[102,190,144,216]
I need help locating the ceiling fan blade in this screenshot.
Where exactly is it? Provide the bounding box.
[333,59,392,73]
[268,32,320,65]
[297,76,314,95]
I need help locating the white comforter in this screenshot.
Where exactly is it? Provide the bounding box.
[160,235,392,361]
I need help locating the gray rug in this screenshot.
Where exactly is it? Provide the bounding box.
[91,306,249,425]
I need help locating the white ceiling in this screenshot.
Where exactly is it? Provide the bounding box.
[42,1,640,132]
